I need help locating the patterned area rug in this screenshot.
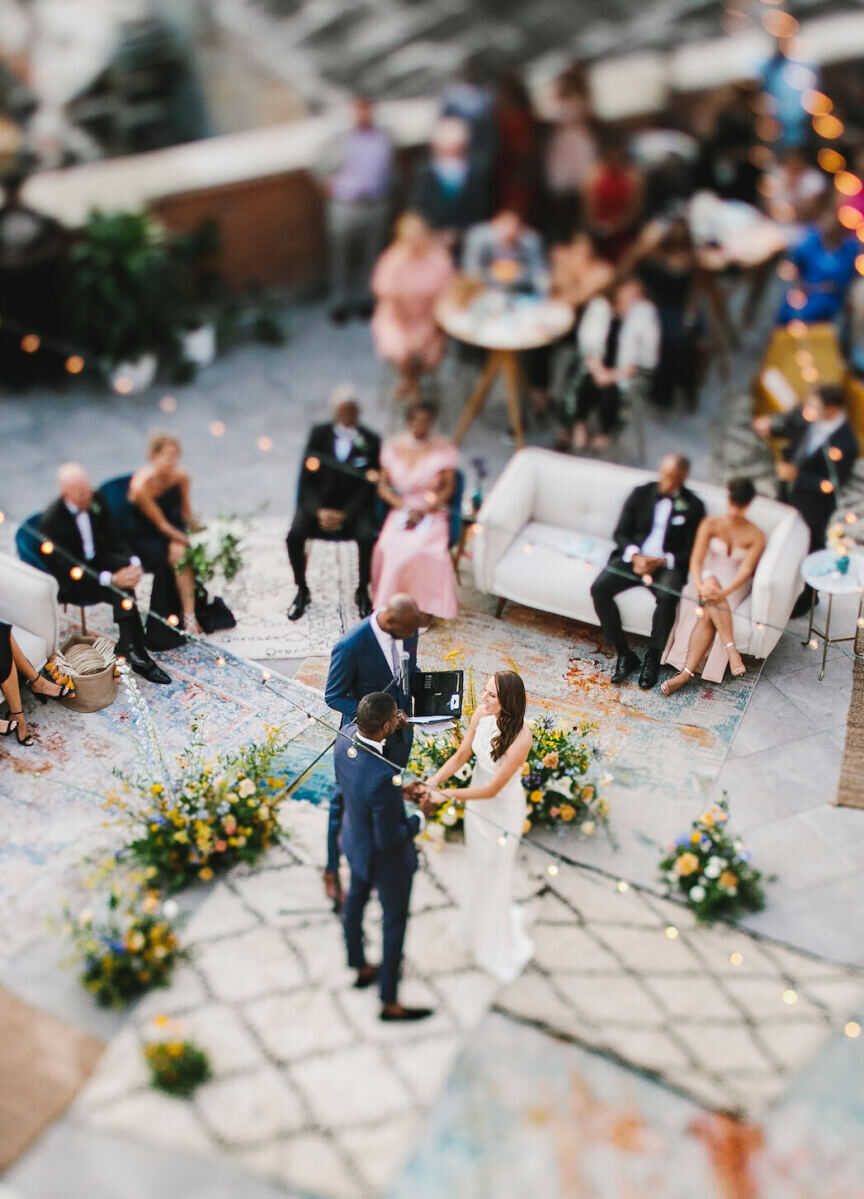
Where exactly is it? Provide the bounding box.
[72,806,864,1199]
[0,621,337,966]
[836,655,864,810]
[212,515,361,660]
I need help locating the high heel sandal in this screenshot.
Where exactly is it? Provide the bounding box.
[0,716,19,737]
[8,712,34,747]
[661,667,694,697]
[184,614,203,636]
[29,668,74,704]
[725,643,746,678]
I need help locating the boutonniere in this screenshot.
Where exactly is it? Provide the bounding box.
[91,500,101,515]
[673,497,688,513]
[353,434,367,451]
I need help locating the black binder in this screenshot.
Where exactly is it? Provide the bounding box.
[411,670,464,718]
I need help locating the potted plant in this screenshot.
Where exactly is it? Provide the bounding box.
[66,210,180,391]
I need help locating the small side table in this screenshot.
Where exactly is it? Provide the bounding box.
[800,549,864,681]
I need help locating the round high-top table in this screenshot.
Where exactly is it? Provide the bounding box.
[801,548,864,681]
[436,287,574,449]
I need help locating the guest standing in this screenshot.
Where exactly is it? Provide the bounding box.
[410,118,489,252]
[371,212,455,402]
[492,68,541,224]
[40,464,171,684]
[439,55,496,182]
[324,594,423,909]
[662,479,765,692]
[323,96,393,324]
[0,622,73,748]
[776,205,859,326]
[286,385,381,621]
[542,68,597,244]
[372,401,459,621]
[753,384,858,616]
[128,432,201,635]
[584,140,643,263]
[336,691,435,1022]
[591,453,705,689]
[567,274,660,451]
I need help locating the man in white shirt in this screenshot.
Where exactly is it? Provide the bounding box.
[39,463,171,684]
[286,384,382,621]
[591,453,705,689]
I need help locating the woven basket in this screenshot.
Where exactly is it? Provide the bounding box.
[56,634,117,713]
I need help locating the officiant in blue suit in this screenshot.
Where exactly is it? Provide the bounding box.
[323,594,423,910]
[335,691,436,1022]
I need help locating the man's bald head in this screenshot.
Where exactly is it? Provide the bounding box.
[378,594,422,640]
[57,463,93,509]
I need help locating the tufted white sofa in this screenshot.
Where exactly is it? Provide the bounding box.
[0,553,60,672]
[472,450,810,660]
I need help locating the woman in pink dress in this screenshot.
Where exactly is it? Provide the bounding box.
[661,478,765,692]
[372,400,460,620]
[371,211,455,402]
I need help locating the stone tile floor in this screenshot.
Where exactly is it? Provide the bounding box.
[2,290,864,1196]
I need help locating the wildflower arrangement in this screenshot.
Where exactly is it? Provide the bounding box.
[177,517,243,587]
[410,714,611,841]
[64,893,182,1008]
[144,1017,211,1098]
[658,799,765,922]
[118,722,291,893]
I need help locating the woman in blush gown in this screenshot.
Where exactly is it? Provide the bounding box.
[371,211,454,403]
[372,399,459,620]
[661,478,766,693]
[426,671,534,984]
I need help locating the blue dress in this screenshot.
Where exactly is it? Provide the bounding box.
[131,485,185,573]
[776,228,859,325]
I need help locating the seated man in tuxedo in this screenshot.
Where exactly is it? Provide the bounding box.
[591,452,705,690]
[40,463,171,684]
[286,384,381,621]
[336,691,437,1022]
[754,382,859,616]
[323,593,422,909]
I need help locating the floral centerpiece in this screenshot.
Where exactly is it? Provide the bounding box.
[64,892,182,1008]
[114,722,292,893]
[177,517,243,587]
[658,799,766,922]
[144,1017,211,1097]
[410,714,611,842]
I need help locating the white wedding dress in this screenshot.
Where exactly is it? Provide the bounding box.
[462,716,534,984]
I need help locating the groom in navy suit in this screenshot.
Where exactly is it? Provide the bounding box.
[323,594,423,909]
[336,691,436,1021]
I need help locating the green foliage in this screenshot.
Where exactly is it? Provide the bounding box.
[658,799,766,922]
[176,523,243,586]
[145,1039,211,1098]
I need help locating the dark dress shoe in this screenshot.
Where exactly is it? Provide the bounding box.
[354,966,379,989]
[611,650,640,684]
[380,1005,434,1023]
[288,588,310,621]
[125,647,172,685]
[329,305,350,325]
[639,648,662,690]
[354,299,375,320]
[355,586,372,618]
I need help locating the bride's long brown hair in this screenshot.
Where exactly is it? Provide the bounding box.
[490,670,527,761]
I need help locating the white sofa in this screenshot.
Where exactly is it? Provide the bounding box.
[0,553,60,672]
[472,450,810,660]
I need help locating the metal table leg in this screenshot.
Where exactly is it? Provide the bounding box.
[819,593,832,682]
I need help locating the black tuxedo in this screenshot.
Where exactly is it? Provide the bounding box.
[40,491,140,622]
[770,410,859,552]
[286,422,382,589]
[591,481,706,655]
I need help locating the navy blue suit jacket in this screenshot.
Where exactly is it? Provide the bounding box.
[335,722,420,883]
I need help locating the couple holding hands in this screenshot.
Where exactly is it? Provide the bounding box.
[326,595,533,1024]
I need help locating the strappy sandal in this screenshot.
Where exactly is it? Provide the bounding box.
[30,668,74,704]
[725,642,746,678]
[661,667,694,697]
[0,717,18,737]
[9,712,34,746]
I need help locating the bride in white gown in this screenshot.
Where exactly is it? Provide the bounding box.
[426,670,534,984]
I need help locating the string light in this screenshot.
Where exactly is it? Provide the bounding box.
[827,447,844,462]
[121,597,134,610]
[809,638,819,649]
[642,574,653,586]
[813,114,844,139]
[856,255,864,277]
[846,513,858,525]
[802,90,833,116]
[261,669,271,680]
[835,172,863,197]
[523,543,534,555]
[782,989,798,1005]
[209,421,226,438]
[392,774,403,786]
[114,376,133,395]
[215,656,226,666]
[167,614,179,626]
[40,540,53,555]
[547,864,559,876]
[65,355,84,374]
[498,834,508,846]
[820,480,834,494]
[69,566,83,580]
[846,1022,861,1039]
[695,605,705,618]
[347,746,358,758]
[665,926,679,940]
[257,436,273,452]
[305,457,320,472]
[0,512,4,524]
[21,334,40,353]
[616,880,629,893]
[839,207,863,231]
[817,147,845,173]
[365,469,379,483]
[160,395,178,413]
[787,319,807,338]
[729,952,744,966]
